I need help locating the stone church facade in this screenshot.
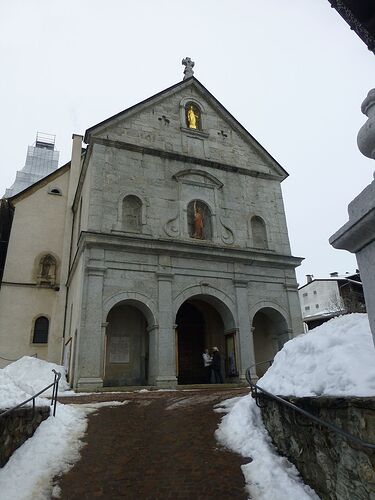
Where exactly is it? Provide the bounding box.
[0,75,303,389]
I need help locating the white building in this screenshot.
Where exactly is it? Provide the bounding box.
[298,272,365,330]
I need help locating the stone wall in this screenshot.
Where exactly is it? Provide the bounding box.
[0,406,50,467]
[258,394,375,500]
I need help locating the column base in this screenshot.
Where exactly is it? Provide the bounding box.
[76,377,104,391]
[154,376,177,389]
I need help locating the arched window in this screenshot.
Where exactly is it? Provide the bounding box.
[48,187,62,196]
[33,316,49,344]
[251,216,268,249]
[38,254,57,285]
[185,102,202,130]
[122,195,142,232]
[187,200,212,240]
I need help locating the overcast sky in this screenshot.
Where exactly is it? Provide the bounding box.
[1,0,374,285]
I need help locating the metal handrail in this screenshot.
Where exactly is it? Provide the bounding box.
[0,370,61,419]
[245,365,375,450]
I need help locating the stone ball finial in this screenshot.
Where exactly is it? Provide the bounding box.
[358,88,375,160]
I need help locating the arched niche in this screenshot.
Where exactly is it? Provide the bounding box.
[251,216,268,249]
[187,200,212,240]
[122,195,142,232]
[179,97,207,133]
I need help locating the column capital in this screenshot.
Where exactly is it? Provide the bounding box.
[156,271,174,282]
[86,265,106,277]
[233,279,248,288]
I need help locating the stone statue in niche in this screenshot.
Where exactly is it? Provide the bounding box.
[39,254,56,285]
[193,201,204,239]
[186,104,200,130]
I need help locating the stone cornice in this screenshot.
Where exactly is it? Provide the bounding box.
[91,137,282,182]
[77,231,303,269]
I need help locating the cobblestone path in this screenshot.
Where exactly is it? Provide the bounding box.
[56,388,249,499]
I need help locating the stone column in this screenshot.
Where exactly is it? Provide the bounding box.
[147,325,159,385]
[76,265,106,390]
[234,280,256,382]
[330,89,375,347]
[284,283,304,337]
[155,272,177,388]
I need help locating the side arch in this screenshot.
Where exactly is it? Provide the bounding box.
[103,291,158,328]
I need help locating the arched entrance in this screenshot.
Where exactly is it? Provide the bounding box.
[104,302,149,386]
[252,307,289,377]
[175,296,237,385]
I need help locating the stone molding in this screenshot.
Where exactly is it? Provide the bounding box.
[90,137,283,181]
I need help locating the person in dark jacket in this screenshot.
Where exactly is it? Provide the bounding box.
[212,347,223,383]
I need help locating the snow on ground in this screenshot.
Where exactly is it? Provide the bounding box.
[216,314,375,499]
[0,356,129,499]
[0,400,128,500]
[215,396,319,500]
[258,313,375,397]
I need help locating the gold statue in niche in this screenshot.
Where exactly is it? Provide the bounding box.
[186,104,200,129]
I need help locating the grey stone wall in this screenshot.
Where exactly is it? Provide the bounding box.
[0,406,50,466]
[258,394,375,500]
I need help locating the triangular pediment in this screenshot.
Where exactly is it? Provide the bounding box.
[85,78,288,180]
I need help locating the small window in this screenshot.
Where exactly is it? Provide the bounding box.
[33,316,49,344]
[303,292,308,297]
[48,187,62,196]
[313,290,317,295]
[316,304,319,309]
[305,306,310,311]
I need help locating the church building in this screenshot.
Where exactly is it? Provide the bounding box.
[0,61,303,389]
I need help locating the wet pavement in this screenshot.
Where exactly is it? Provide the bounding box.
[56,387,250,499]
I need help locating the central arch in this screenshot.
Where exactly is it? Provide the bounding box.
[174,292,237,385]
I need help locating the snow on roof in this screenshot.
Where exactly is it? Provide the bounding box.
[258,313,375,397]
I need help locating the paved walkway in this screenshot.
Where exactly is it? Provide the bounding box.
[56,388,250,499]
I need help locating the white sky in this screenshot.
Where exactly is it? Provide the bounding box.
[1,0,374,285]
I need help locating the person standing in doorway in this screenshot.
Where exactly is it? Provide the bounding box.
[202,348,212,383]
[212,347,223,384]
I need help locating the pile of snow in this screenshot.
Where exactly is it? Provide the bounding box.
[216,396,319,500]
[258,313,375,397]
[0,356,69,409]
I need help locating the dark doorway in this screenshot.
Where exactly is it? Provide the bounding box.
[176,302,206,384]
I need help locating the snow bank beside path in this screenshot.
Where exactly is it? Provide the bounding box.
[258,313,375,397]
[216,395,319,500]
[3,356,70,397]
[0,401,128,500]
[0,356,69,409]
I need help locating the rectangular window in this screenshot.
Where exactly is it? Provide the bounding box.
[316,304,319,308]
[303,293,308,297]
[305,306,310,311]
[313,290,317,295]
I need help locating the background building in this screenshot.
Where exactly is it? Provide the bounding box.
[4,133,59,198]
[299,271,365,330]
